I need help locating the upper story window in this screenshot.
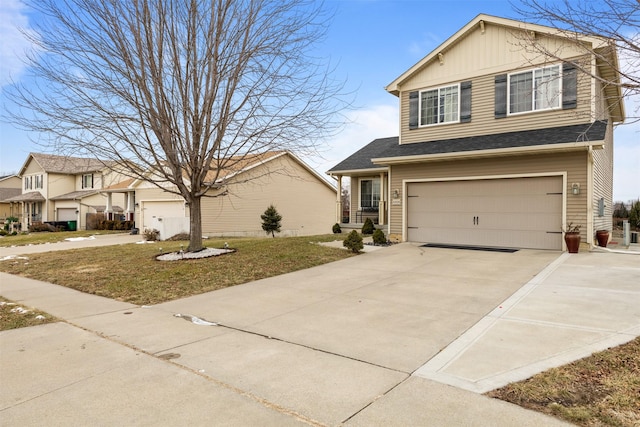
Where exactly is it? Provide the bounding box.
[420,84,459,126]
[82,173,94,189]
[509,65,561,114]
[34,175,43,189]
[496,63,576,119]
[24,176,32,190]
[360,178,380,209]
[409,81,471,130]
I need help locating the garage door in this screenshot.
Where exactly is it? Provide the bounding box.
[57,208,77,221]
[406,176,562,250]
[141,201,185,230]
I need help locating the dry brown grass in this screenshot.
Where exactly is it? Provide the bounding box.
[0,297,57,330]
[487,337,640,426]
[0,235,354,305]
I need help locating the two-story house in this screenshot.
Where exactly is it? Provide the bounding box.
[328,14,624,251]
[7,153,134,230]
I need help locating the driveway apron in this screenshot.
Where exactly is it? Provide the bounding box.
[6,239,633,426]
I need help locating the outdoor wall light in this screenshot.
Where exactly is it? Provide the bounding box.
[571,183,580,195]
[75,210,79,214]
[393,189,400,199]
[135,202,139,207]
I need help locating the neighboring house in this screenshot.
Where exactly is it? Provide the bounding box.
[133,151,336,239]
[6,153,133,230]
[328,14,624,250]
[0,175,22,222]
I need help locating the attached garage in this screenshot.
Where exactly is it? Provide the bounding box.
[57,208,77,221]
[140,201,185,231]
[406,176,563,250]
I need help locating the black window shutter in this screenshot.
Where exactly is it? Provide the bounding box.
[494,74,507,118]
[460,81,472,123]
[409,91,419,129]
[562,63,577,109]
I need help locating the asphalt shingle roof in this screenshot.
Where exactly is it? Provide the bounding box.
[327,137,399,173]
[327,121,608,173]
[29,153,111,174]
[0,188,21,202]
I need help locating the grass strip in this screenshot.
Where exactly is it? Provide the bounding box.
[0,234,355,305]
[487,337,640,426]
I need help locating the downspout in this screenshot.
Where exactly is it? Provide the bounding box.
[587,145,594,248]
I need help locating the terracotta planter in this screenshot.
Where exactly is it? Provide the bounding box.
[596,230,609,247]
[564,232,581,253]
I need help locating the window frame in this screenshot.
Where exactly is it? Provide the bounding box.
[507,64,562,116]
[418,83,460,127]
[359,177,381,210]
[82,173,94,189]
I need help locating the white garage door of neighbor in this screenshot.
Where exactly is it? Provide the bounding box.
[406,176,563,250]
[142,201,185,230]
[57,208,77,221]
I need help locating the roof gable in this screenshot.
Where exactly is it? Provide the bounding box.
[384,14,623,121]
[19,153,111,176]
[386,14,612,95]
[132,151,334,191]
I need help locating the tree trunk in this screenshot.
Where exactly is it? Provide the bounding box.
[187,196,203,252]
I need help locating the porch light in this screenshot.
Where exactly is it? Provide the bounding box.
[393,189,400,199]
[571,183,580,195]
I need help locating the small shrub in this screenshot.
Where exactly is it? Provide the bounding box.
[343,230,363,253]
[332,223,341,234]
[167,233,190,241]
[28,222,55,233]
[143,228,160,241]
[362,217,375,235]
[3,216,18,231]
[0,229,7,236]
[372,228,386,245]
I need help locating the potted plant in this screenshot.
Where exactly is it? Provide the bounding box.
[564,222,581,253]
[595,229,610,247]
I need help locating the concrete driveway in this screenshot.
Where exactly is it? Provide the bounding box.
[1,240,638,426]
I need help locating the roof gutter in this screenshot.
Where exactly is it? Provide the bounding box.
[372,141,604,165]
[327,167,389,176]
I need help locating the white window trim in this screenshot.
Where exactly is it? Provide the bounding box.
[418,83,461,127]
[82,173,94,189]
[507,64,562,116]
[358,177,381,209]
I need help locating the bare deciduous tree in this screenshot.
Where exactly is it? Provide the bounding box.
[5,0,346,251]
[513,0,639,121]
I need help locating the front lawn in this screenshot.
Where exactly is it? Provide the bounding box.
[0,230,125,247]
[0,235,354,305]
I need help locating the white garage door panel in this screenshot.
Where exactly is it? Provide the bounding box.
[142,201,185,230]
[57,208,77,221]
[407,176,562,250]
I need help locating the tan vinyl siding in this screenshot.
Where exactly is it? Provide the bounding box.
[201,154,335,237]
[389,152,589,241]
[591,120,614,235]
[401,24,589,91]
[399,67,592,144]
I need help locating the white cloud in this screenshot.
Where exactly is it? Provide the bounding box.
[0,0,36,87]
[307,103,398,175]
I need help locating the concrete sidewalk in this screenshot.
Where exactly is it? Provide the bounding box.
[1,239,638,425]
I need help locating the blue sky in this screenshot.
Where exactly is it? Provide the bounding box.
[1,0,638,202]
